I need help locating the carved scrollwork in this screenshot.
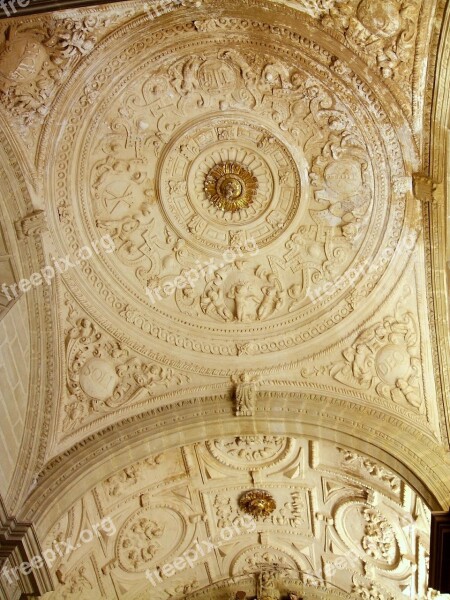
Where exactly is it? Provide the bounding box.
[331,290,423,409]
[206,436,292,470]
[321,0,421,82]
[103,455,163,498]
[0,14,124,127]
[338,448,401,493]
[62,297,189,431]
[48,15,403,361]
[232,546,300,577]
[117,506,186,573]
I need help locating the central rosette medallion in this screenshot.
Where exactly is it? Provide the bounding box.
[158,116,302,253]
[204,161,258,213]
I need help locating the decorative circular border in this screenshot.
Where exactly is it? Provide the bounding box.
[206,437,294,471]
[43,16,412,364]
[116,504,187,573]
[157,114,302,254]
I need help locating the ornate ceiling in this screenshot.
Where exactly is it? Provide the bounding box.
[37,438,433,599]
[0,0,449,598]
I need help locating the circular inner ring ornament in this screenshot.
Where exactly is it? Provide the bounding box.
[238,489,276,519]
[204,161,258,213]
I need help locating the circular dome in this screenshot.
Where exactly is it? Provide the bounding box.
[46,15,409,368]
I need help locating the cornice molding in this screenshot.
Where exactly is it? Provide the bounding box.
[430,0,450,180]
[0,495,53,596]
[0,0,119,19]
[425,0,450,450]
[18,391,450,538]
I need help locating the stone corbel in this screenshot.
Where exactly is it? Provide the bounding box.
[0,495,54,597]
[232,373,260,417]
[412,174,439,203]
[14,210,47,240]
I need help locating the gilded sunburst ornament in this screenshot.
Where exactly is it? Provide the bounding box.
[204,162,258,212]
[238,490,276,519]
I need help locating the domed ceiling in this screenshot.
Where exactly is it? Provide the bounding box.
[0,0,449,598]
[38,0,438,434]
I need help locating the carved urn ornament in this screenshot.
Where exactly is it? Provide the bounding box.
[204,161,258,212]
[239,489,276,519]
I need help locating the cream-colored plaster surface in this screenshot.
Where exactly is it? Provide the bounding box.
[0,0,449,598]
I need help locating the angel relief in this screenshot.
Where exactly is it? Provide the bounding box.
[321,0,421,81]
[196,262,284,323]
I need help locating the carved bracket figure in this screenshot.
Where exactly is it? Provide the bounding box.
[232,373,260,416]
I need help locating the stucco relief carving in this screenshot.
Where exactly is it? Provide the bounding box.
[352,577,395,600]
[332,498,412,576]
[200,262,285,323]
[62,297,189,432]
[103,455,163,498]
[288,0,342,18]
[233,547,298,576]
[43,9,413,370]
[58,565,94,599]
[39,438,432,599]
[338,449,401,494]
[330,291,422,409]
[361,507,396,563]
[273,492,307,528]
[159,116,301,253]
[117,506,185,573]
[211,486,312,532]
[165,580,200,598]
[206,437,291,470]
[0,1,445,599]
[119,516,164,570]
[214,495,240,529]
[321,0,421,82]
[0,13,127,129]
[42,504,80,574]
[309,115,372,244]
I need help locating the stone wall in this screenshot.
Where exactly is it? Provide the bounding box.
[0,295,30,498]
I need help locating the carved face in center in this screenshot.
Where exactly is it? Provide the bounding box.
[204,161,258,213]
[220,176,243,200]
